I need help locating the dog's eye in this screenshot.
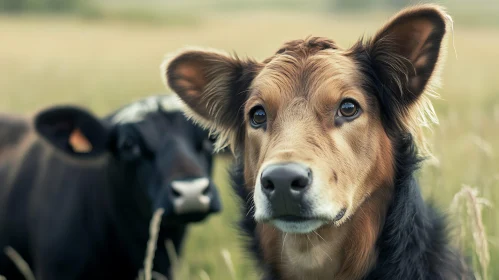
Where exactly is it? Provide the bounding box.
[338,100,359,118]
[250,106,267,128]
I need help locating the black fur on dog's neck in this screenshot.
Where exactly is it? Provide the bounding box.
[231,134,473,280]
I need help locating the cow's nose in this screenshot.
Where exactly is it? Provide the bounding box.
[260,163,312,212]
[171,177,211,214]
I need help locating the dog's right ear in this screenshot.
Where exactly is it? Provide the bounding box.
[162,49,262,150]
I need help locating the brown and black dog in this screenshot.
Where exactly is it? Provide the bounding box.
[162,4,473,280]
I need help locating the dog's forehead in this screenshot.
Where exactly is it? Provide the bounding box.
[251,47,361,103]
[269,37,339,58]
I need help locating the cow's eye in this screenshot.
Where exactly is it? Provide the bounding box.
[122,138,135,151]
[196,138,213,154]
[119,136,141,159]
[202,139,214,153]
[250,106,267,128]
[337,100,360,118]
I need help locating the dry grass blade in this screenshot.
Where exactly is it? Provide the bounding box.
[151,271,169,280]
[4,246,36,280]
[220,249,236,280]
[450,185,492,280]
[165,239,178,280]
[142,208,166,280]
[199,270,211,280]
[469,135,494,158]
[138,270,168,280]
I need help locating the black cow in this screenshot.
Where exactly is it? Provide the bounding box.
[0,95,221,280]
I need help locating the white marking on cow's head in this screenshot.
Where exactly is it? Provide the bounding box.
[110,94,185,125]
[158,94,185,113]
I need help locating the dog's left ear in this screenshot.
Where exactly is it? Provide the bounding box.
[162,49,262,151]
[354,4,449,106]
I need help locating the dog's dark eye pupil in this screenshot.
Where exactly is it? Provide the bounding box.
[252,108,267,125]
[340,102,357,117]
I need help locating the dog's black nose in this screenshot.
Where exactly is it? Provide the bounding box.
[260,162,312,215]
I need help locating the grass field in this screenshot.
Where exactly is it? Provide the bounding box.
[1,5,498,279]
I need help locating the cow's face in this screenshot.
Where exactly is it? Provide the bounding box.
[110,106,221,224]
[34,97,221,225]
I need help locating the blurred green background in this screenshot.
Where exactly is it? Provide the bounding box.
[1,0,498,279]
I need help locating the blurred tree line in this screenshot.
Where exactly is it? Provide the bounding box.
[0,0,84,13]
[1,0,497,28]
[0,0,416,14]
[334,0,412,11]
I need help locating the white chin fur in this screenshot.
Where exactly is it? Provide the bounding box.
[272,220,325,234]
[253,180,268,220]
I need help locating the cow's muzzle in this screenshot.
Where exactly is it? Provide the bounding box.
[170,177,220,215]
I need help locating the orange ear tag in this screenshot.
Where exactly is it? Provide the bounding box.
[69,128,93,153]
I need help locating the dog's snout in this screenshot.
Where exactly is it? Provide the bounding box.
[260,163,312,200]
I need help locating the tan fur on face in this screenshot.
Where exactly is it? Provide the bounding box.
[242,42,396,279]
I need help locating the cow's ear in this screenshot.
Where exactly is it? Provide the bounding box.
[162,48,262,151]
[34,106,110,157]
[355,4,449,107]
